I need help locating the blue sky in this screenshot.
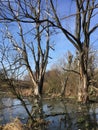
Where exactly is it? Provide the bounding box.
[48,33,76,69]
[47,0,76,69]
[0,0,98,72]
[47,0,98,70]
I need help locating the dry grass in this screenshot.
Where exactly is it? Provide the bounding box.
[2,118,23,130]
[21,88,32,97]
[0,126,3,130]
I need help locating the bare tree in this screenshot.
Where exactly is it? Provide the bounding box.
[0,36,34,120]
[49,0,98,103]
[60,51,73,96]
[0,0,54,98]
[0,0,98,105]
[0,0,49,24]
[0,1,54,128]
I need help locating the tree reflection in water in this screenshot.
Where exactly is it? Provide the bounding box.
[44,100,98,130]
[0,98,98,130]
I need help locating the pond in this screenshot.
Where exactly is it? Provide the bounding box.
[0,97,98,130]
[0,98,32,124]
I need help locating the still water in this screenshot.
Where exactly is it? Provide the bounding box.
[0,97,98,130]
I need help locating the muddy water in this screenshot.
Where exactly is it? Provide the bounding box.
[0,98,98,130]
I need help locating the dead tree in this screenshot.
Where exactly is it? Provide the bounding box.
[49,0,98,103]
[0,0,54,98]
[61,51,73,96]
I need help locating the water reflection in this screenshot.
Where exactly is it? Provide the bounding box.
[43,100,98,130]
[0,98,98,129]
[0,98,32,124]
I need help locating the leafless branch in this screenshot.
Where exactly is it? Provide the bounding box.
[62,67,80,75]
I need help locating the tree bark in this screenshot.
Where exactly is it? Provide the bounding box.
[61,77,68,97]
[78,54,89,103]
[78,73,89,103]
[34,76,44,97]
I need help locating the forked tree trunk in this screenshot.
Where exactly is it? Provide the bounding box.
[29,77,44,125]
[34,76,44,97]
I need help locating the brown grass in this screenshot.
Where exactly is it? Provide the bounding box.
[3,118,23,130]
[21,88,32,97]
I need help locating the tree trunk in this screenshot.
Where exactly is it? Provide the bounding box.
[34,76,44,97]
[78,69,89,103]
[34,84,42,97]
[78,57,89,103]
[27,76,44,129]
[27,97,43,129]
[61,77,68,96]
